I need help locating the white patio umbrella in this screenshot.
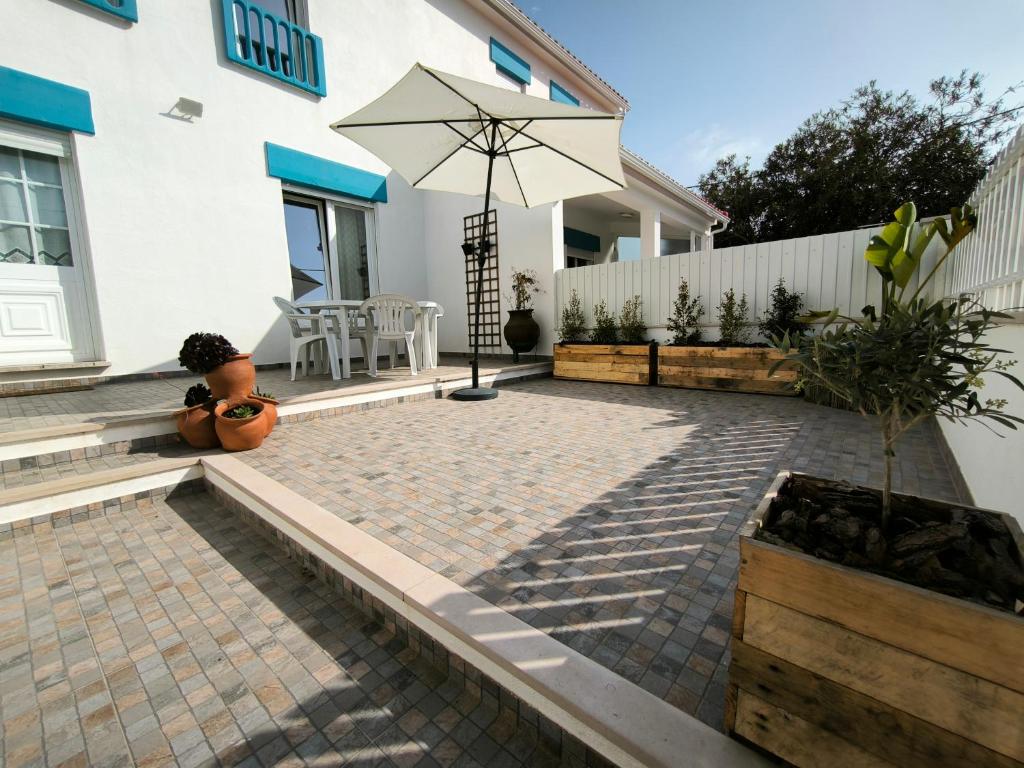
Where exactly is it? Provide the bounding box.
[331,63,625,400]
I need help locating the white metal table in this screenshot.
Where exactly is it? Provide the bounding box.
[295,299,444,374]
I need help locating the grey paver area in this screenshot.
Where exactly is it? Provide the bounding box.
[0,493,563,767]
[238,378,963,730]
[0,357,512,435]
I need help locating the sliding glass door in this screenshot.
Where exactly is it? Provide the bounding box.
[282,192,378,302]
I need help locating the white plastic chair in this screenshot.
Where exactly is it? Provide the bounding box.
[359,294,420,377]
[274,296,345,380]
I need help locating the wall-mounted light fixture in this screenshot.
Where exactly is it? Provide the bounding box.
[163,97,204,122]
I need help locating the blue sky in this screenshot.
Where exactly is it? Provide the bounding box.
[525,0,1024,187]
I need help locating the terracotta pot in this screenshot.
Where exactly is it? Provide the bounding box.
[503,309,540,362]
[250,395,279,437]
[205,354,255,401]
[174,402,219,449]
[214,398,266,451]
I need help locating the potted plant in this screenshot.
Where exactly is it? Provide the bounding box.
[503,268,542,362]
[178,332,255,401]
[174,383,219,449]
[554,296,651,385]
[727,202,1024,767]
[659,280,798,395]
[214,398,268,451]
[250,385,279,437]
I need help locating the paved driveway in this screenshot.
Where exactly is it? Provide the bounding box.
[239,378,962,730]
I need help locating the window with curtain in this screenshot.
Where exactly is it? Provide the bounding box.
[0,145,74,266]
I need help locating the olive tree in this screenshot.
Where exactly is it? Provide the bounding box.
[776,202,1023,529]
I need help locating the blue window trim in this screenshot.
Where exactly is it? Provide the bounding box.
[0,66,95,135]
[77,0,138,22]
[265,143,387,203]
[549,80,579,106]
[221,0,327,97]
[564,227,600,253]
[489,38,531,85]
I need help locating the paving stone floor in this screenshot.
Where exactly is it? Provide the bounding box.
[238,378,964,731]
[0,493,563,768]
[0,357,516,434]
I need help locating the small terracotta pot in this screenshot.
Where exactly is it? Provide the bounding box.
[214,398,266,451]
[205,354,255,401]
[175,402,219,449]
[250,395,279,437]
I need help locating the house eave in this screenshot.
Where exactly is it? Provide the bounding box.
[619,147,730,225]
[474,0,630,113]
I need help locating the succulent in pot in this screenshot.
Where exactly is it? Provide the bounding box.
[175,382,218,449]
[213,398,267,451]
[178,332,254,401]
[250,385,279,437]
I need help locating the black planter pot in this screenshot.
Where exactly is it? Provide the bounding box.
[503,309,540,362]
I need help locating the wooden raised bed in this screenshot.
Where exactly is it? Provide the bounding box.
[553,343,650,385]
[659,345,797,396]
[727,471,1024,768]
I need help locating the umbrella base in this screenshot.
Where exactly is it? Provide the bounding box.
[450,387,499,401]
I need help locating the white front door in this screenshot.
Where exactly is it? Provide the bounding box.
[0,123,97,365]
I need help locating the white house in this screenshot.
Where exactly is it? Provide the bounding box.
[0,0,726,384]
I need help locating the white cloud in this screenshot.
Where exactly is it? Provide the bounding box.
[669,124,766,182]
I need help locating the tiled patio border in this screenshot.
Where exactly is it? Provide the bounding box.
[0,450,766,768]
[0,362,551,472]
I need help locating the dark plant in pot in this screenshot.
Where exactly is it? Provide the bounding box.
[503,268,541,362]
[178,332,254,401]
[213,398,267,451]
[728,202,1024,765]
[175,382,218,449]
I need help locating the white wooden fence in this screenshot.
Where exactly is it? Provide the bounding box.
[554,226,948,340]
[555,125,1024,338]
[946,124,1024,312]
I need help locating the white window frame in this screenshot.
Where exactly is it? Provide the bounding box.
[281,183,381,299]
[0,118,103,361]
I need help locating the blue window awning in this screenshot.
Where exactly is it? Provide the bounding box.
[265,143,387,202]
[0,66,94,135]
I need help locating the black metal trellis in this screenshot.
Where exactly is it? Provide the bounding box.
[463,210,501,354]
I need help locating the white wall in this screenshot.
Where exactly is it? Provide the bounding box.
[3,0,613,375]
[554,225,949,343]
[423,193,560,356]
[562,206,617,264]
[937,322,1024,524]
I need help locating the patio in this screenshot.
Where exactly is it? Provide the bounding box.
[0,491,566,768]
[2,375,964,760]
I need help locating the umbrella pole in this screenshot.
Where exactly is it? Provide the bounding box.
[454,121,500,401]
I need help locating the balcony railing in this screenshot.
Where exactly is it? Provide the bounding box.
[78,0,138,22]
[220,0,326,97]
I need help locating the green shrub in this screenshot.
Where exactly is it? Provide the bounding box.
[717,289,751,344]
[559,289,586,341]
[591,301,618,344]
[758,278,804,341]
[666,279,704,344]
[619,295,646,343]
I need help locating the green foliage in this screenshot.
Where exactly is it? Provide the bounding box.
[253,385,276,401]
[559,290,586,342]
[591,300,618,344]
[758,279,804,341]
[224,404,257,419]
[717,289,751,345]
[619,295,646,343]
[698,72,1018,246]
[508,268,541,310]
[775,201,1023,529]
[183,383,211,408]
[667,280,704,344]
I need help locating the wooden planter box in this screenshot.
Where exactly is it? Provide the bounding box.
[553,343,650,385]
[727,471,1024,768]
[659,345,797,396]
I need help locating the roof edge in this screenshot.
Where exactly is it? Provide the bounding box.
[476,0,630,112]
[619,147,730,223]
